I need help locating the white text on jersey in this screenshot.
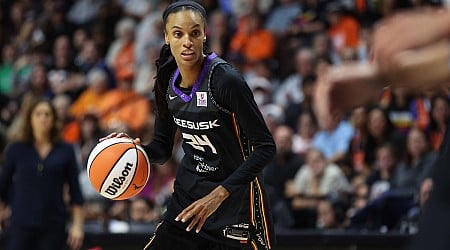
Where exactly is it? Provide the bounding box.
[173,117,220,130]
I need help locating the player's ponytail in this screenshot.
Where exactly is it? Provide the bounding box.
[154,44,176,117]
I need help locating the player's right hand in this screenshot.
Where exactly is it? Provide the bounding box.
[99,132,142,146]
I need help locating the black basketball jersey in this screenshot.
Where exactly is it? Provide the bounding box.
[144,53,276,249]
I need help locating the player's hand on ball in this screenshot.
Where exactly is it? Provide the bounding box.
[99,132,142,146]
[176,185,230,233]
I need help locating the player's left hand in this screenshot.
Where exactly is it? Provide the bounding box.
[67,224,84,250]
[176,185,230,233]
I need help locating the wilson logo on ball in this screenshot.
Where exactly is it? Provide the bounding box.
[104,162,134,196]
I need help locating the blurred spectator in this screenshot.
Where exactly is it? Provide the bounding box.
[283,74,317,129]
[107,200,130,233]
[311,32,335,62]
[312,113,354,163]
[38,2,75,49]
[292,110,318,156]
[363,106,404,167]
[72,28,89,54]
[129,197,160,224]
[398,178,433,234]
[120,0,152,20]
[67,0,106,27]
[286,149,350,227]
[356,26,374,62]
[394,128,437,196]
[47,35,85,99]
[229,11,276,70]
[427,95,450,151]
[74,39,116,88]
[264,0,302,37]
[206,10,232,58]
[264,125,303,228]
[246,75,272,108]
[96,75,150,135]
[0,98,84,250]
[287,0,327,44]
[231,0,273,18]
[70,68,109,120]
[134,0,166,66]
[105,17,136,82]
[409,90,435,131]
[347,106,370,181]
[326,2,360,60]
[53,94,80,144]
[260,103,285,134]
[0,44,16,96]
[274,47,316,108]
[385,88,415,136]
[366,143,400,201]
[316,197,348,230]
[133,40,162,98]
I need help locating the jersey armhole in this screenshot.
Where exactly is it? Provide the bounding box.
[207,61,232,114]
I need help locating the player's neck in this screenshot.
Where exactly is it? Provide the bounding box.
[178,56,205,88]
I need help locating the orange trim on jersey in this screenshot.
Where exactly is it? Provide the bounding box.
[251,240,258,250]
[255,178,272,249]
[249,181,255,225]
[143,221,164,250]
[231,113,247,160]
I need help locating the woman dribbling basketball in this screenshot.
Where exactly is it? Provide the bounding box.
[102,1,276,250]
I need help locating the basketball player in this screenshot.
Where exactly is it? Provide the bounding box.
[102,1,275,249]
[313,7,450,250]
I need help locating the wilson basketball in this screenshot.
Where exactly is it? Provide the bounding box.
[87,137,151,200]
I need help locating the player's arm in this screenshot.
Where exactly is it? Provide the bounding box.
[213,64,276,194]
[142,113,178,164]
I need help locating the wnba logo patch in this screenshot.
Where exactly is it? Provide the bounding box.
[196,92,207,107]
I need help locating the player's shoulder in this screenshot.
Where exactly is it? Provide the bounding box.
[210,59,247,89]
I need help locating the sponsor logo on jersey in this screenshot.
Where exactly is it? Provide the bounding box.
[169,94,177,100]
[196,92,207,107]
[173,117,220,130]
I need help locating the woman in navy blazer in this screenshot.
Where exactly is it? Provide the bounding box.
[0,98,84,250]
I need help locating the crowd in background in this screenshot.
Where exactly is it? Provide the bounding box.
[0,0,449,236]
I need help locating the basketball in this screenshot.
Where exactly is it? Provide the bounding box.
[87,137,151,200]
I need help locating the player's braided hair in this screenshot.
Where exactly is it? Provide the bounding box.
[154,1,207,117]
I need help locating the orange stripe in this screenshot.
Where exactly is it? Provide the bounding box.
[249,181,254,225]
[231,113,246,160]
[255,178,272,249]
[143,221,164,250]
[251,240,258,250]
